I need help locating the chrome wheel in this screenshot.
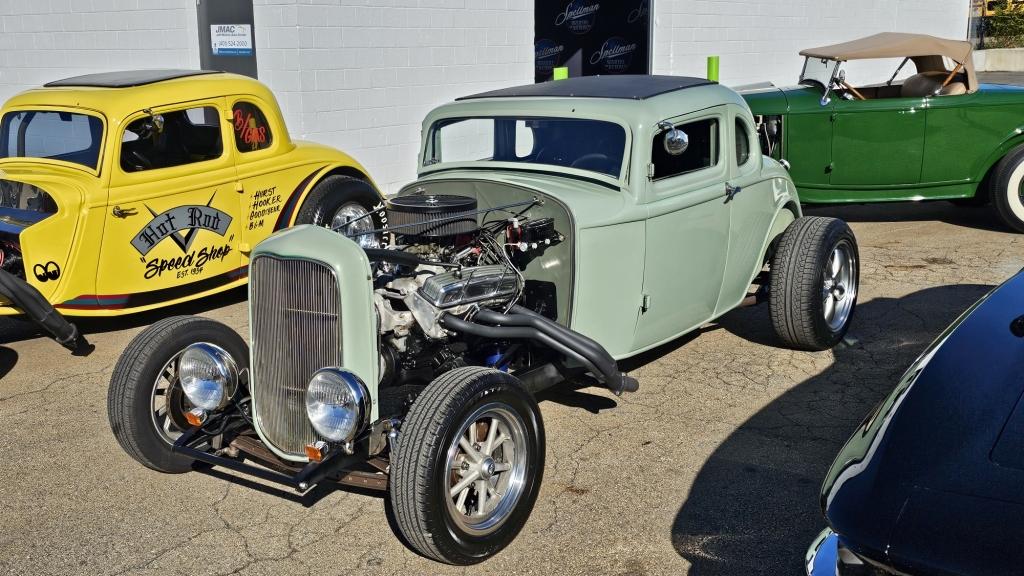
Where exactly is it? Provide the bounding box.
[822,240,857,331]
[329,202,374,247]
[444,403,529,536]
[149,349,192,445]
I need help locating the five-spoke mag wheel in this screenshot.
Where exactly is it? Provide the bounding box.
[770,216,860,351]
[822,240,857,332]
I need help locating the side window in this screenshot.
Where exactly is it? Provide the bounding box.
[232,101,273,152]
[652,117,719,180]
[735,118,751,166]
[120,106,223,173]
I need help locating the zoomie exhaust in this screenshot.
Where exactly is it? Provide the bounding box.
[0,269,91,355]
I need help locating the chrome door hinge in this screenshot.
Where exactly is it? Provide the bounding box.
[647,163,656,179]
[641,294,651,313]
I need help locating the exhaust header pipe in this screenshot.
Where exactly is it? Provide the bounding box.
[439,308,638,395]
[0,269,91,355]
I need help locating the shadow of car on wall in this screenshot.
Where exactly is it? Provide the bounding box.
[670,282,993,575]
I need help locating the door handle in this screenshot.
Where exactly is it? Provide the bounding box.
[111,205,137,218]
[725,183,742,203]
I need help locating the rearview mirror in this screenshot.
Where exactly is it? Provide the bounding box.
[658,121,688,156]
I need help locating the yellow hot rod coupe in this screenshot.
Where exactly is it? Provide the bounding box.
[0,70,385,352]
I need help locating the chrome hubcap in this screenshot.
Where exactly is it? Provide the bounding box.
[822,241,857,332]
[330,202,372,237]
[444,403,528,536]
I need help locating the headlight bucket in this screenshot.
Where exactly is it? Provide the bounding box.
[178,343,238,411]
[305,368,370,443]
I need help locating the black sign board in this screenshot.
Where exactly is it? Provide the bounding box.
[197,0,258,79]
[535,0,651,82]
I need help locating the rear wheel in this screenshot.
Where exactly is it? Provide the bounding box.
[989,146,1024,233]
[107,316,248,473]
[295,175,386,246]
[769,217,859,351]
[389,367,544,564]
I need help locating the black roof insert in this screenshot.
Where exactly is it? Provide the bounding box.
[44,69,221,88]
[457,75,716,101]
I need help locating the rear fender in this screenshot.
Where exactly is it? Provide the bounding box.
[275,163,384,230]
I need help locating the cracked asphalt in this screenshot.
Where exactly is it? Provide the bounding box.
[0,200,1021,576]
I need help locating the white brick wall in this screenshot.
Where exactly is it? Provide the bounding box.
[653,0,972,87]
[0,0,969,193]
[253,0,534,193]
[0,0,199,98]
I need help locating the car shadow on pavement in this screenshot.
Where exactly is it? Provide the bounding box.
[537,381,620,414]
[198,463,386,508]
[0,346,17,379]
[804,201,1007,233]
[0,286,248,349]
[671,283,992,575]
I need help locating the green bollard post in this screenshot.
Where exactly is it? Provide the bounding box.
[553,67,569,80]
[707,56,720,82]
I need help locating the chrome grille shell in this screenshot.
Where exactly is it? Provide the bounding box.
[249,255,340,459]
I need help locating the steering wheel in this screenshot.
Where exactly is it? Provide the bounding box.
[571,153,611,172]
[837,79,867,101]
[129,149,153,171]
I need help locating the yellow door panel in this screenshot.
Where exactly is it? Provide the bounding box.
[237,163,325,251]
[96,100,242,305]
[228,97,326,253]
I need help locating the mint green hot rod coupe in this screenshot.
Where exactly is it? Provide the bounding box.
[107,76,859,564]
[743,32,1024,232]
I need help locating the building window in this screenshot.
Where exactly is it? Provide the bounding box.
[232,101,272,152]
[121,106,223,172]
[652,117,719,180]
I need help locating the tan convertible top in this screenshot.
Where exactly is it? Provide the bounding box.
[800,32,977,93]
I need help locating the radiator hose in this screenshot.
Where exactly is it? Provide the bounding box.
[439,309,639,395]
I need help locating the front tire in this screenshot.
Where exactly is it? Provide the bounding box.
[769,217,859,351]
[107,316,249,473]
[389,367,544,565]
[989,146,1024,233]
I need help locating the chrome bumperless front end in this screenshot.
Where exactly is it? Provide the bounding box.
[172,225,383,492]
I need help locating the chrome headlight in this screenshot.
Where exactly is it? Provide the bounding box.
[305,368,369,443]
[179,343,238,411]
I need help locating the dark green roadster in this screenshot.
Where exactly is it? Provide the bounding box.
[743,32,1024,232]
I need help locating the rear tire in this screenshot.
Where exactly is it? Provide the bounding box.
[295,175,386,243]
[989,146,1024,233]
[389,367,544,565]
[769,217,859,351]
[107,316,249,473]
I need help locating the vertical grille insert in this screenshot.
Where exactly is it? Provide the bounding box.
[250,255,341,458]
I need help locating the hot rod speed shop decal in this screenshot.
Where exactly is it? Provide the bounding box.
[131,193,233,257]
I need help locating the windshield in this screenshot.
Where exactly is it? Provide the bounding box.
[0,110,104,169]
[799,57,839,89]
[425,116,627,178]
